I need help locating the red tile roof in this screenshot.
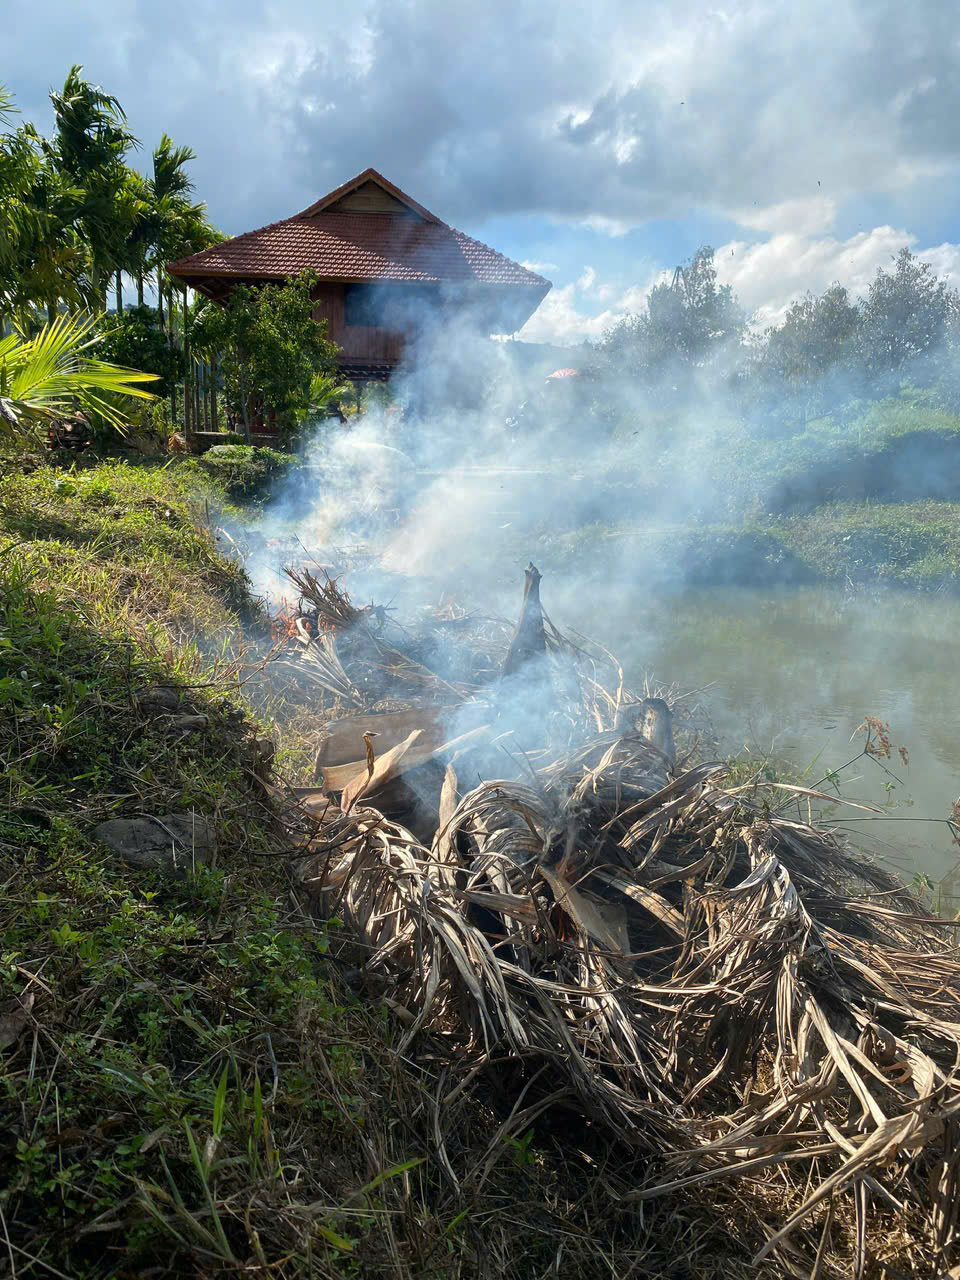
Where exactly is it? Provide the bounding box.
[169,169,550,293]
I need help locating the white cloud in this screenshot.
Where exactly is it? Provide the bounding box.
[716,226,960,329]
[732,197,838,237]
[518,275,654,345]
[518,225,960,345]
[8,0,960,235]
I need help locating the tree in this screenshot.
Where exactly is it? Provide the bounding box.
[44,66,139,310]
[856,248,959,377]
[190,272,340,441]
[763,284,859,384]
[97,304,183,398]
[137,134,218,318]
[0,85,85,324]
[598,247,745,383]
[646,248,745,366]
[0,310,158,437]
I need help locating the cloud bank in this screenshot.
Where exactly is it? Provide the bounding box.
[7,0,960,342]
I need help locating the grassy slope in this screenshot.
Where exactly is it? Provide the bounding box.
[541,391,960,593]
[540,500,960,593]
[0,454,756,1279]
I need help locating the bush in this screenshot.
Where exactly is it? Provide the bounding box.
[190,271,340,440]
[97,305,183,398]
[196,443,297,499]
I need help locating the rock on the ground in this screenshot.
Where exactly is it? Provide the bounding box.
[137,686,182,714]
[167,713,209,735]
[92,812,215,874]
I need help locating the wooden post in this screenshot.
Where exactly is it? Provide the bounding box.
[210,354,218,434]
[182,286,192,447]
[167,281,177,429]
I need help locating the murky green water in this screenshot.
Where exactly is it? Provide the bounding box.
[567,584,960,895]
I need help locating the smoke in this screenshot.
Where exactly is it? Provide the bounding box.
[224,269,960,882]
[242,256,960,618]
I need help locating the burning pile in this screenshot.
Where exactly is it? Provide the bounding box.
[275,563,960,1276]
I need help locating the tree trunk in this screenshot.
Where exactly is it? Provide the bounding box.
[115,270,123,314]
[241,389,252,444]
[137,272,144,308]
[156,274,163,328]
[168,284,176,429]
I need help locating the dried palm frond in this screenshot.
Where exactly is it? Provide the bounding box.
[302,731,960,1278]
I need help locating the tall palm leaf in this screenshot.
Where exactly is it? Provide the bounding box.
[46,67,139,309]
[0,311,158,436]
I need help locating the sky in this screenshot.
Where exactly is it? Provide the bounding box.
[6,0,960,346]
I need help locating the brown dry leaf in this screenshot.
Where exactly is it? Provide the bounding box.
[362,731,377,780]
[341,730,423,813]
[538,864,628,954]
[0,990,35,1050]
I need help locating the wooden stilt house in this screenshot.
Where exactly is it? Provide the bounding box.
[168,168,551,384]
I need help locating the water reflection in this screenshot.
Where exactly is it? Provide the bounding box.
[574,585,960,885]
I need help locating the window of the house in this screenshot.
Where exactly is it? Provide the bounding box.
[344,285,379,327]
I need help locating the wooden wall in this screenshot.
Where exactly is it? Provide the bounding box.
[312,283,405,365]
[327,181,414,216]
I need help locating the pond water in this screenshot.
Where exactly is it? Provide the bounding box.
[565,584,960,897]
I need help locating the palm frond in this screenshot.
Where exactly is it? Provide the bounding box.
[0,310,158,435]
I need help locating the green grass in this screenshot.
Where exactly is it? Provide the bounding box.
[0,468,379,1275]
[0,459,420,1276]
[773,500,960,590]
[604,387,960,519]
[539,501,960,595]
[193,444,298,501]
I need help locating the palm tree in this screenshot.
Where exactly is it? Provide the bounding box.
[0,85,85,325]
[144,136,219,325]
[300,371,354,424]
[45,66,138,311]
[0,310,157,437]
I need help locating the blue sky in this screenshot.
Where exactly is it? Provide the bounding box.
[7,0,960,344]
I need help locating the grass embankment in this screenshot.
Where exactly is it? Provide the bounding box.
[542,390,960,593]
[542,501,960,596]
[0,455,754,1279]
[542,500,960,593]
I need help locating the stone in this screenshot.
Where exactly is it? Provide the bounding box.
[92,812,215,875]
[138,686,181,713]
[167,713,209,735]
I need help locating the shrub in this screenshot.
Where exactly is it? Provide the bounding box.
[196,443,297,499]
[97,305,183,398]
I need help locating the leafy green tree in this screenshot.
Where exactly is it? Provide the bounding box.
[44,66,139,310]
[763,284,859,384]
[190,272,339,441]
[647,248,745,365]
[0,85,86,323]
[599,247,745,381]
[856,248,959,375]
[97,305,183,397]
[138,134,219,318]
